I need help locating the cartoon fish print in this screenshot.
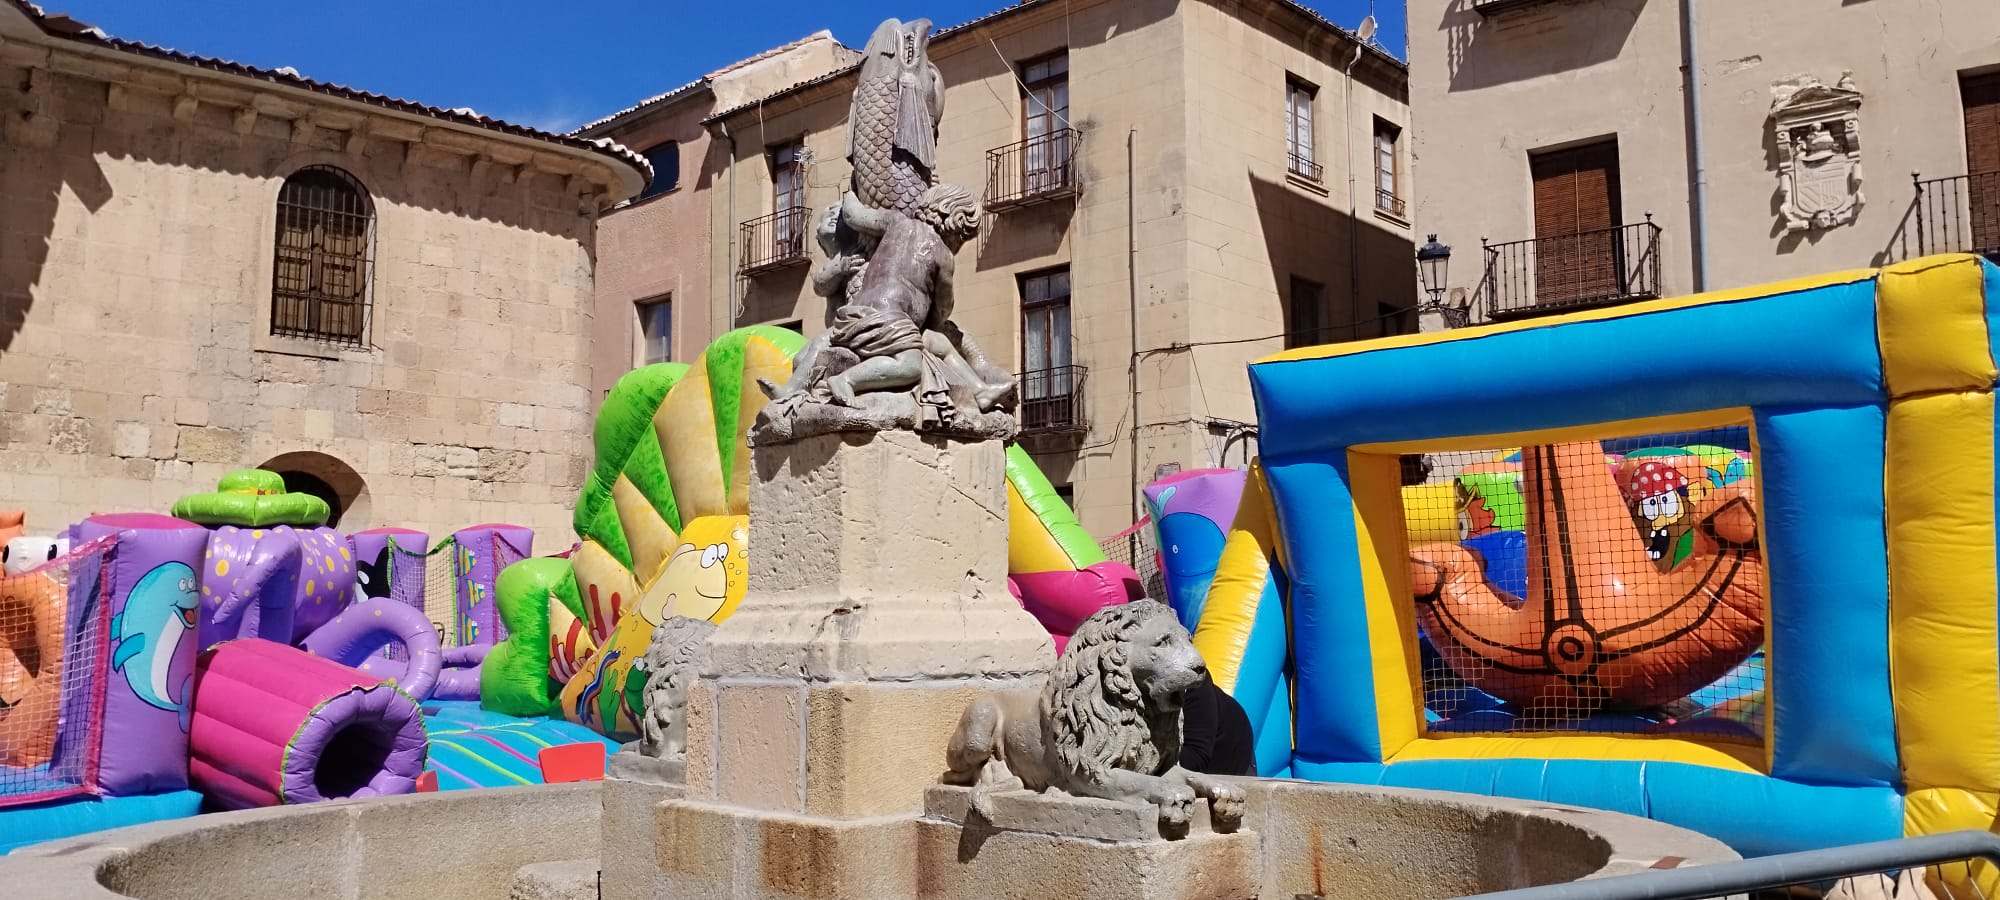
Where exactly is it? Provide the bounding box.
[111,562,199,723]
[574,649,620,728]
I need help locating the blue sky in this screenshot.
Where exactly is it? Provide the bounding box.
[48,1,1404,134]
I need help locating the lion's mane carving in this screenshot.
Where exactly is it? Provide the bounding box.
[943,599,1246,838]
[634,616,717,761]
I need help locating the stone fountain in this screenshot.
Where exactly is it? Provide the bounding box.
[0,17,1738,900]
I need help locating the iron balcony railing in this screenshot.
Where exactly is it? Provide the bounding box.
[1480,217,1662,321]
[739,207,810,275]
[1376,187,1408,219]
[1018,364,1088,434]
[1455,830,2000,899]
[1288,151,1324,183]
[1910,171,2000,262]
[987,129,1082,210]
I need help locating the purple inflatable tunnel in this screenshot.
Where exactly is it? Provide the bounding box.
[189,639,426,810]
[300,598,443,701]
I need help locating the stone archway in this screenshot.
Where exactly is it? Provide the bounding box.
[259,451,369,529]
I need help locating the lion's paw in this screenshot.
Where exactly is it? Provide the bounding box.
[1208,785,1247,833]
[1152,783,1197,828]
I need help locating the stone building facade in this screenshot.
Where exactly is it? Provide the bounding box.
[1409,0,2000,321]
[576,33,855,400]
[0,2,647,538]
[692,0,1411,536]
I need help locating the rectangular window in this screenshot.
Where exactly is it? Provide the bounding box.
[1530,140,1623,307]
[1021,266,1075,425]
[771,141,806,250]
[1286,79,1319,181]
[1286,276,1326,349]
[1053,483,1077,510]
[1022,51,1071,194]
[1963,72,2000,254]
[1374,118,1404,217]
[636,297,671,366]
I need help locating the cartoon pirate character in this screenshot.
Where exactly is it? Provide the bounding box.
[1626,461,1707,571]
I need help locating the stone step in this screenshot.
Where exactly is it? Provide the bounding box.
[509,858,600,900]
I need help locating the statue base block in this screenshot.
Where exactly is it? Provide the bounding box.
[601,752,687,900]
[687,431,1055,819]
[918,785,1261,900]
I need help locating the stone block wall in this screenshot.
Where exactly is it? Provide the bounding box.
[0,50,610,540]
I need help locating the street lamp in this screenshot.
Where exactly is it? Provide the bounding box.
[1416,234,1451,307]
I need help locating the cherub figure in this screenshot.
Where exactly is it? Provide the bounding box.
[762,184,1015,428]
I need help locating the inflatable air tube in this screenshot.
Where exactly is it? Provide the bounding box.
[1144,468,1247,632]
[300,598,443,701]
[1005,444,1136,649]
[189,639,426,810]
[434,645,488,701]
[1188,463,1296,777]
[482,558,581,716]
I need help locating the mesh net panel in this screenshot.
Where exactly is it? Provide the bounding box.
[418,537,460,648]
[0,537,112,807]
[1100,519,1166,602]
[1403,427,1766,741]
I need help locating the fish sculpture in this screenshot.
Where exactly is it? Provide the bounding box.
[1409,442,1765,715]
[848,17,945,218]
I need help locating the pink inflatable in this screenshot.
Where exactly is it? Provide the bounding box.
[1010,561,1143,654]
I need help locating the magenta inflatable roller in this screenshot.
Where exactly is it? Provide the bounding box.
[188,639,427,810]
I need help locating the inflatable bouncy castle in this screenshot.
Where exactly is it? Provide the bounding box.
[1233,254,2000,885]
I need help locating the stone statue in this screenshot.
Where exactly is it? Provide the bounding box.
[753,18,1018,445]
[941,600,1248,840]
[632,616,717,761]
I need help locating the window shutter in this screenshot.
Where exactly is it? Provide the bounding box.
[1531,142,1622,307]
[1965,73,2000,175]
[1965,73,2000,253]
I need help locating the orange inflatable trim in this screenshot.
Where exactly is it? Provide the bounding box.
[0,570,65,767]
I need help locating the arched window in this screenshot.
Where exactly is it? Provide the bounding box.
[271,165,374,345]
[639,141,680,199]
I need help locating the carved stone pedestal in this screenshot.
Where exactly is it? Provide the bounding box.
[918,786,1261,900]
[686,431,1053,820]
[600,750,687,900]
[613,431,1055,900]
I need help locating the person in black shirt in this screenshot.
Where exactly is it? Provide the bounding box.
[1179,674,1257,776]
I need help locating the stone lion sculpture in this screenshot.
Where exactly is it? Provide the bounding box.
[942,599,1246,837]
[632,616,717,761]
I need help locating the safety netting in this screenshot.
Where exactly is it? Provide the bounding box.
[1400,427,1766,743]
[0,537,113,807]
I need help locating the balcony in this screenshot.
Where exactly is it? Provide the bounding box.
[1287,152,1324,184]
[986,129,1082,211]
[1480,218,1663,321]
[1908,172,2000,263]
[1017,365,1088,435]
[1472,0,1563,15]
[1375,187,1408,220]
[739,207,810,275]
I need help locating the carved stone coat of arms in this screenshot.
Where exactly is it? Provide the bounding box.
[1771,73,1865,233]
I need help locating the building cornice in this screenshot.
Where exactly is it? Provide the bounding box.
[703,0,1406,129]
[0,0,651,205]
